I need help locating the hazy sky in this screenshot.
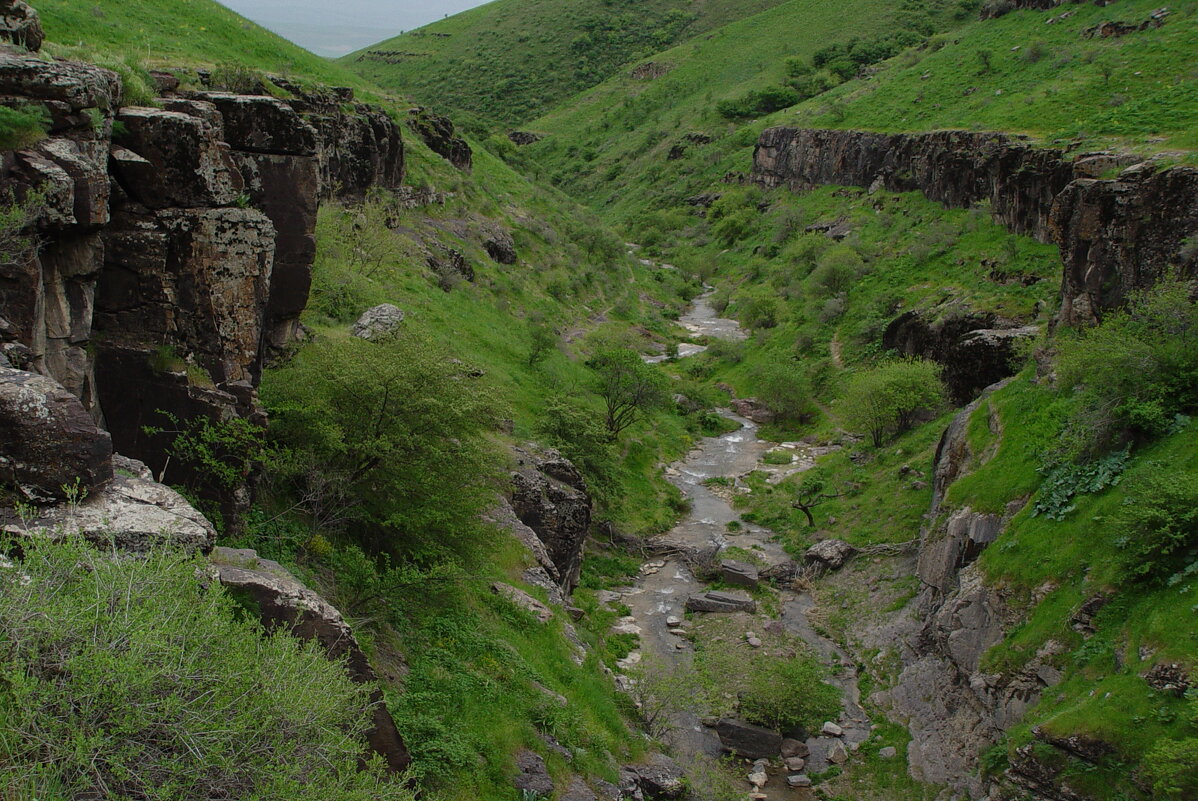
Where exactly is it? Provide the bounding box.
[219,0,492,57]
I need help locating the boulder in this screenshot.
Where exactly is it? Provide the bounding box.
[821,721,844,737]
[514,749,554,797]
[804,539,857,570]
[685,590,756,614]
[625,753,686,799]
[780,738,809,758]
[0,366,112,501]
[351,303,405,340]
[508,131,543,146]
[715,718,783,759]
[510,447,592,594]
[720,558,759,588]
[491,581,553,623]
[1,455,214,554]
[0,0,43,51]
[210,546,410,774]
[730,397,775,424]
[483,230,518,264]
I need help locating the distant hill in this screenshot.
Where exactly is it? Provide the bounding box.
[341,0,789,125]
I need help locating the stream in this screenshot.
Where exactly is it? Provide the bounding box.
[613,291,872,798]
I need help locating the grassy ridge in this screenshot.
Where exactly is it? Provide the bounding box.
[342,0,788,126]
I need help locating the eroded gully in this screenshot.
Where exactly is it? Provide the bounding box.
[613,290,871,799]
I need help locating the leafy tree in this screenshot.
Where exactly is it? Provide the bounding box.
[0,537,411,801]
[1112,472,1198,584]
[587,348,670,439]
[1056,282,1198,455]
[535,394,617,498]
[790,470,844,527]
[526,318,558,367]
[261,334,502,554]
[840,359,944,447]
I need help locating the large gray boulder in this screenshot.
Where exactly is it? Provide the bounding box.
[510,446,592,594]
[715,718,783,759]
[0,366,112,502]
[210,547,410,774]
[351,303,405,340]
[804,538,857,570]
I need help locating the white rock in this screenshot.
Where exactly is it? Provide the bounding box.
[784,757,805,772]
[821,721,844,737]
[748,771,767,788]
[666,615,683,627]
[878,746,897,759]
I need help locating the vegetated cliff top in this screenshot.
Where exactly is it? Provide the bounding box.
[340,0,789,126]
[35,0,373,91]
[523,0,1196,224]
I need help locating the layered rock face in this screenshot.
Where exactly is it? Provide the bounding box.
[753,128,1198,329]
[408,106,472,171]
[0,36,405,479]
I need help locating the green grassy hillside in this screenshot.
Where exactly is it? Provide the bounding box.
[341,0,789,126]
[521,0,1197,231]
[37,0,373,92]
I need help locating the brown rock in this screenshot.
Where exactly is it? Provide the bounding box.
[510,446,592,594]
[0,0,42,50]
[408,106,471,171]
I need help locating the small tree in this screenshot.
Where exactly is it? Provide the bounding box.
[588,348,670,440]
[791,471,843,527]
[840,359,944,447]
[526,319,557,367]
[752,361,817,422]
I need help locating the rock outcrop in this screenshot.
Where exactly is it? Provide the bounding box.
[0,0,42,51]
[0,43,407,485]
[408,106,472,171]
[510,446,592,595]
[210,547,411,774]
[753,128,1198,327]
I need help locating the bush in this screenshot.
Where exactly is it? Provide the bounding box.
[752,361,817,422]
[536,394,618,498]
[716,86,801,120]
[810,245,865,297]
[0,537,410,801]
[261,334,502,555]
[1112,473,1198,584]
[840,359,945,447]
[1144,737,1198,800]
[1056,283,1198,455]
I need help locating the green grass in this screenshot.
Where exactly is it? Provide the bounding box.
[342,0,789,126]
[37,0,374,92]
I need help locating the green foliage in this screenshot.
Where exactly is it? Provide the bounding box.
[1031,447,1129,521]
[1145,737,1198,801]
[526,318,558,367]
[839,359,944,447]
[751,360,816,422]
[0,188,43,266]
[144,410,266,495]
[1056,283,1198,456]
[588,348,671,439]
[811,244,865,297]
[716,85,801,119]
[1112,473,1198,585]
[0,104,49,150]
[0,537,409,801]
[536,394,618,498]
[261,334,502,556]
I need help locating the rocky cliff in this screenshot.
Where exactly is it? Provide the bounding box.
[753,127,1198,329]
[0,28,404,483]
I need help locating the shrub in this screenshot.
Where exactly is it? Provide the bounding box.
[1144,737,1198,800]
[753,361,817,422]
[716,86,801,120]
[1056,283,1198,455]
[840,359,945,447]
[737,288,783,330]
[261,334,502,555]
[536,394,617,498]
[0,537,410,801]
[1112,473,1198,584]
[810,244,865,297]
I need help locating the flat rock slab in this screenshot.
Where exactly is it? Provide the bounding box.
[491,581,553,623]
[685,590,756,613]
[716,718,783,759]
[720,558,760,588]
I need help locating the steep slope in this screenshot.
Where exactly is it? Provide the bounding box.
[341,0,789,126]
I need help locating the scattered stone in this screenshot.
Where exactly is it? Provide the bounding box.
[730,398,775,424]
[513,749,554,797]
[805,539,858,571]
[351,303,405,340]
[747,771,767,788]
[878,746,898,759]
[781,739,809,758]
[666,615,683,628]
[746,635,763,648]
[784,756,806,772]
[685,590,756,614]
[1143,662,1191,696]
[490,582,553,623]
[715,718,783,760]
[720,558,760,588]
[821,721,844,737]
[787,775,812,788]
[828,740,849,765]
[508,131,543,146]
